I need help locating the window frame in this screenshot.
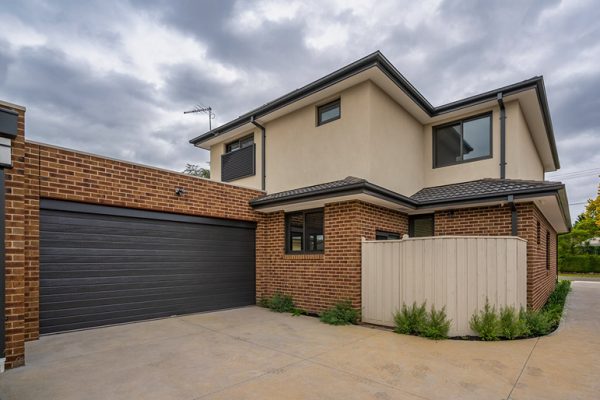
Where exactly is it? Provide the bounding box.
[285,208,325,254]
[408,214,435,237]
[546,230,551,270]
[225,134,254,154]
[432,111,493,168]
[375,230,401,240]
[316,99,341,126]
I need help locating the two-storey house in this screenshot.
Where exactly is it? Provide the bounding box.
[190,51,570,312]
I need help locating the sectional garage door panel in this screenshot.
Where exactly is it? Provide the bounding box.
[40,201,256,334]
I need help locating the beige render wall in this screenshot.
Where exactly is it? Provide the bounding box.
[264,81,372,193]
[367,82,425,195]
[209,128,262,190]
[505,101,544,181]
[209,81,548,195]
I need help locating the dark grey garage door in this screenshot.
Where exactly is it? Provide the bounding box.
[40,200,256,334]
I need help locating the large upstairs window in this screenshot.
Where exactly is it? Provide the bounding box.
[433,113,492,168]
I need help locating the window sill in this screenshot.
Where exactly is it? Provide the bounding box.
[283,253,324,260]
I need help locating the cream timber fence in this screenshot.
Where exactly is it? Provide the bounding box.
[361,236,527,336]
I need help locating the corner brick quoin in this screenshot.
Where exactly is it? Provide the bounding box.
[3,105,557,369]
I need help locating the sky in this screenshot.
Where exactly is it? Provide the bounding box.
[1,0,599,221]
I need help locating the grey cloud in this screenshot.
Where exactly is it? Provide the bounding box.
[0,0,598,220]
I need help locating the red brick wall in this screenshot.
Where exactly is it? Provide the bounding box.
[518,204,558,309]
[256,201,407,313]
[4,106,27,368]
[435,203,557,309]
[3,141,263,368]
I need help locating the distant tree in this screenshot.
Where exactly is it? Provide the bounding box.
[558,187,600,257]
[183,163,210,178]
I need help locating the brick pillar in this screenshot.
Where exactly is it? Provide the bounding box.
[24,143,40,341]
[4,103,26,368]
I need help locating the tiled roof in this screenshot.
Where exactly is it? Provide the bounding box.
[250,176,367,205]
[410,178,563,204]
[250,177,564,207]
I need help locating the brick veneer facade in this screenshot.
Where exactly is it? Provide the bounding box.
[435,203,558,309]
[1,105,559,369]
[3,106,263,368]
[256,201,408,313]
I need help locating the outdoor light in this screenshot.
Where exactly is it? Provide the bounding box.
[175,187,186,196]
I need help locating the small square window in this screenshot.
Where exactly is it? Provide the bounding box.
[285,210,324,253]
[409,215,434,237]
[317,99,340,126]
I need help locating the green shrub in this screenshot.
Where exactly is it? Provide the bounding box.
[393,302,427,335]
[319,300,359,325]
[262,293,295,313]
[542,280,571,329]
[470,300,500,340]
[499,306,527,339]
[559,254,600,273]
[421,306,451,339]
[523,309,552,336]
[291,307,307,317]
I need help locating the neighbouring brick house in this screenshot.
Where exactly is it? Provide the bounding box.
[1,51,570,369]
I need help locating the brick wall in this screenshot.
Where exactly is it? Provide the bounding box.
[518,204,558,309]
[256,200,407,313]
[435,203,557,309]
[3,140,263,368]
[4,106,26,368]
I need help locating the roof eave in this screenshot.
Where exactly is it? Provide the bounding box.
[250,181,418,210]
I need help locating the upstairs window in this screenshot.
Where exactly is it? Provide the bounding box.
[433,113,492,168]
[226,134,254,153]
[285,210,324,253]
[221,134,255,182]
[409,214,434,237]
[317,99,341,126]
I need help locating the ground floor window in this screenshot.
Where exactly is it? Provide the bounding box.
[409,214,434,237]
[376,230,401,240]
[285,209,324,253]
[546,230,551,270]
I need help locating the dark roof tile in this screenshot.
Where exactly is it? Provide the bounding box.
[410,178,563,204]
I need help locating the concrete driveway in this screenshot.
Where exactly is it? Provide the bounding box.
[1,282,598,400]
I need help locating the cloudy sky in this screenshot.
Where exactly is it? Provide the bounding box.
[1,0,599,220]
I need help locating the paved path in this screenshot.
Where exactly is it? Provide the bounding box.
[559,274,600,282]
[0,282,598,399]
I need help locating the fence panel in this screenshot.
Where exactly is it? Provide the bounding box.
[361,236,527,336]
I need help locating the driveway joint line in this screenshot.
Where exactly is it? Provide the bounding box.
[191,358,308,400]
[506,337,539,400]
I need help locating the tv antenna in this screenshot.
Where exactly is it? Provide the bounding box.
[184,105,215,130]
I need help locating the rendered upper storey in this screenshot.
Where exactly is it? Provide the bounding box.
[190,51,559,198]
